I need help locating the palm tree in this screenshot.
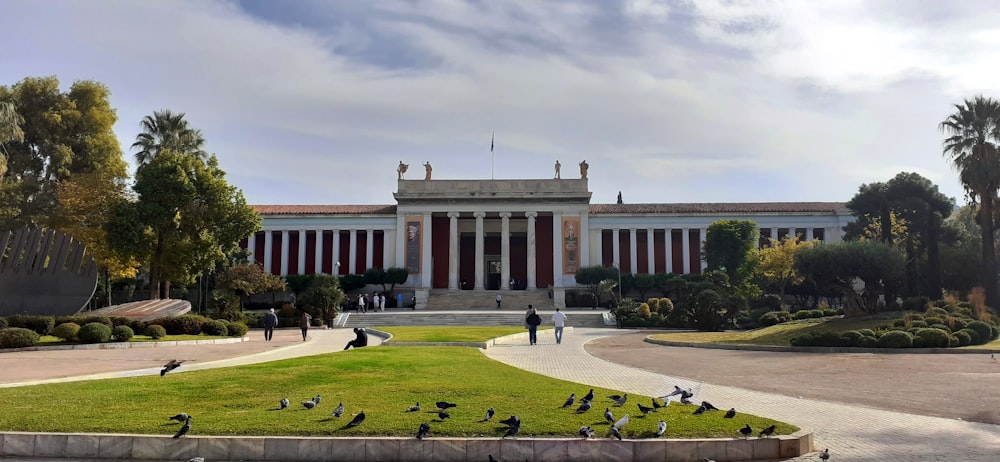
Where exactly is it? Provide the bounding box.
[940,95,1000,309]
[131,110,206,165]
[0,101,25,178]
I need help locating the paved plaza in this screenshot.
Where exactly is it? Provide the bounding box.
[1,326,999,461]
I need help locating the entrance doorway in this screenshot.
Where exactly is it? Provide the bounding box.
[485,255,501,290]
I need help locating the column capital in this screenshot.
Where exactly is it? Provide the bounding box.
[552,210,563,216]
[524,211,538,219]
[499,212,512,219]
[473,211,486,218]
[447,211,461,219]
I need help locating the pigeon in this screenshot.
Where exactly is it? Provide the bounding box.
[279,398,289,410]
[662,385,685,399]
[481,407,495,422]
[637,403,654,415]
[759,424,776,438]
[608,394,623,401]
[173,416,191,438]
[169,413,189,422]
[348,411,366,427]
[819,448,830,460]
[693,405,707,415]
[701,401,719,411]
[436,401,457,410]
[406,402,421,412]
[188,458,205,462]
[679,390,694,404]
[739,424,753,438]
[302,400,316,410]
[562,393,576,408]
[582,388,594,402]
[502,421,520,438]
[576,399,592,413]
[437,410,450,420]
[416,422,430,440]
[609,425,622,440]
[612,414,629,430]
[724,408,736,419]
[604,408,615,424]
[613,394,628,406]
[332,402,344,418]
[656,420,666,437]
[313,394,322,406]
[499,415,520,427]
[651,398,666,409]
[579,425,595,438]
[160,359,185,376]
[488,455,501,462]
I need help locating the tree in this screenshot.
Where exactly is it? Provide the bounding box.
[702,220,759,285]
[0,100,24,178]
[940,96,1000,309]
[575,265,620,308]
[131,110,207,166]
[756,237,815,300]
[300,275,345,327]
[385,267,410,300]
[215,263,286,310]
[675,271,747,332]
[794,240,904,316]
[632,273,657,300]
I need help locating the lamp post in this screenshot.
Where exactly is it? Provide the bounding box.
[334,261,341,275]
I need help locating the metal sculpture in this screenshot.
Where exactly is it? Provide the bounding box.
[0,226,98,316]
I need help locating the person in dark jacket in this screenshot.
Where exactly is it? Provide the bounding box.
[525,306,542,345]
[344,327,369,350]
[263,308,279,341]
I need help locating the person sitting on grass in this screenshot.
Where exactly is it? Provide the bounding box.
[344,327,369,351]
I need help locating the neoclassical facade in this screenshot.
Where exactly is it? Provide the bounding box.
[244,176,853,306]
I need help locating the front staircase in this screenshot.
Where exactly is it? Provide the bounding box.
[424,289,553,310]
[340,310,609,329]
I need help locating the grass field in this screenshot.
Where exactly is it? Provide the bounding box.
[378,326,551,343]
[0,346,796,439]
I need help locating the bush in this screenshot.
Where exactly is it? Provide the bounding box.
[154,315,207,335]
[77,322,112,343]
[840,330,864,347]
[112,325,134,342]
[947,317,969,331]
[901,296,930,312]
[909,320,928,328]
[925,307,949,318]
[957,328,981,345]
[789,333,814,347]
[929,323,951,333]
[52,322,81,341]
[948,335,960,347]
[201,320,229,336]
[0,327,40,348]
[759,311,792,326]
[965,321,996,344]
[128,319,148,334]
[793,310,813,320]
[953,330,972,346]
[913,328,951,348]
[856,328,876,337]
[924,316,945,326]
[822,308,838,317]
[638,303,652,318]
[0,318,7,329]
[858,335,879,348]
[144,324,167,339]
[226,321,249,337]
[75,316,112,327]
[757,294,783,311]
[5,315,55,335]
[645,299,660,312]
[658,298,674,316]
[877,330,913,349]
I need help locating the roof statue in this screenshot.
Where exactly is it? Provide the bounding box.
[397,161,409,179]
[579,160,589,179]
[554,160,561,179]
[617,191,623,204]
[423,161,432,180]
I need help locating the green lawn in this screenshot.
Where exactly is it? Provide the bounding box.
[0,346,796,439]
[379,326,551,343]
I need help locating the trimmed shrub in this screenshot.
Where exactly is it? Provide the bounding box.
[658,298,674,316]
[226,321,249,337]
[911,335,926,348]
[909,320,928,328]
[840,330,864,347]
[0,327,40,348]
[901,296,930,312]
[646,299,660,312]
[966,321,995,344]
[822,308,839,317]
[814,331,845,347]
[128,320,148,334]
[759,311,792,326]
[52,322,81,341]
[948,335,960,347]
[929,324,951,333]
[953,330,972,346]
[925,307,949,318]
[77,322,112,343]
[913,328,951,348]
[638,303,652,319]
[154,315,207,335]
[201,320,229,336]
[6,315,55,335]
[877,330,913,348]
[859,335,879,348]
[0,318,7,329]
[757,294,783,311]
[793,310,814,320]
[958,328,980,345]
[924,316,945,326]
[892,319,906,327]
[789,333,815,347]
[144,324,167,339]
[947,317,969,331]
[76,316,112,327]
[112,325,134,342]
[857,328,877,338]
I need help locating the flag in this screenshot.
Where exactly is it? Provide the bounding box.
[491,131,494,152]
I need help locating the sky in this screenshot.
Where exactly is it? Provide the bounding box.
[2,0,997,207]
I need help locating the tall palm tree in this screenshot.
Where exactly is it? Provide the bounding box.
[0,101,25,178]
[131,110,206,165]
[940,95,1000,309]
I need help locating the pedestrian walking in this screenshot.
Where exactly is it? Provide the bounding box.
[299,312,312,341]
[552,307,567,344]
[263,308,279,342]
[358,293,367,313]
[496,293,502,309]
[525,306,542,345]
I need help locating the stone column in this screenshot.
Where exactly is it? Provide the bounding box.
[612,228,621,270]
[771,227,779,244]
[448,212,460,290]
[280,230,290,276]
[298,230,307,275]
[681,228,690,274]
[805,227,814,241]
[366,229,375,270]
[552,210,563,287]
[247,233,256,264]
[263,231,273,273]
[474,212,486,290]
[699,228,708,270]
[332,230,341,274]
[629,228,638,274]
[664,228,673,274]
[594,228,603,267]
[383,229,393,268]
[579,211,590,267]
[500,212,511,290]
[526,212,537,289]
[421,212,433,288]
[646,228,655,274]
[314,230,323,274]
[395,214,406,268]
[349,230,357,275]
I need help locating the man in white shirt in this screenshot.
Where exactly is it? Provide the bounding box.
[552,308,568,344]
[358,293,366,313]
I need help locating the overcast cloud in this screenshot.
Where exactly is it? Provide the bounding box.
[2,0,996,206]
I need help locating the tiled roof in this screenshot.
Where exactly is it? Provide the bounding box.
[588,202,847,214]
[253,205,397,215]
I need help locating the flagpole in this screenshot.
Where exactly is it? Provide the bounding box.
[491,131,495,180]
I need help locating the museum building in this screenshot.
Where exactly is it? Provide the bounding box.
[244,170,852,308]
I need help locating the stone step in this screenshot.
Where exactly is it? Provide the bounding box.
[425,289,553,310]
[340,311,609,328]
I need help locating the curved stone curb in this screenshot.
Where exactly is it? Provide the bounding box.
[0,429,814,461]
[0,336,249,353]
[379,328,573,350]
[644,336,1000,354]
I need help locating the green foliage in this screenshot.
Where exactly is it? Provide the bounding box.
[902,296,930,312]
[638,303,651,318]
[759,311,792,326]
[216,263,285,308]
[300,274,346,326]
[338,274,366,292]
[201,320,229,336]
[77,323,112,343]
[0,328,39,348]
[52,322,81,341]
[913,328,951,348]
[225,321,249,337]
[152,315,207,335]
[144,324,166,339]
[965,321,996,344]
[0,318,7,329]
[702,219,759,286]
[877,330,913,348]
[384,267,410,295]
[632,273,657,300]
[658,297,674,316]
[575,265,620,306]
[953,329,972,346]
[794,240,904,315]
[840,330,864,347]
[4,315,55,335]
[645,298,660,312]
[112,325,134,342]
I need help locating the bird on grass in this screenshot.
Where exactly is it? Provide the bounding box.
[562,393,576,408]
[662,385,685,399]
[437,410,450,420]
[693,404,707,415]
[332,402,345,418]
[613,394,628,406]
[759,425,776,438]
[679,390,694,405]
[348,411,366,427]
[582,388,594,401]
[436,401,457,410]
[609,425,622,441]
[302,400,316,410]
[406,402,420,412]
[279,398,289,410]
[313,394,322,406]
[637,403,654,415]
[576,399,592,413]
[160,359,185,377]
[579,426,595,439]
[169,413,189,423]
[481,407,495,422]
[701,401,718,411]
[502,421,520,438]
[416,422,431,440]
[724,408,736,419]
[656,420,666,437]
[739,424,753,439]
[173,416,191,438]
[652,398,667,409]
[604,408,615,424]
[499,415,520,427]
[819,448,830,460]
[612,414,629,430]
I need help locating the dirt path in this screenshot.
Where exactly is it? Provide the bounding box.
[584,331,1000,424]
